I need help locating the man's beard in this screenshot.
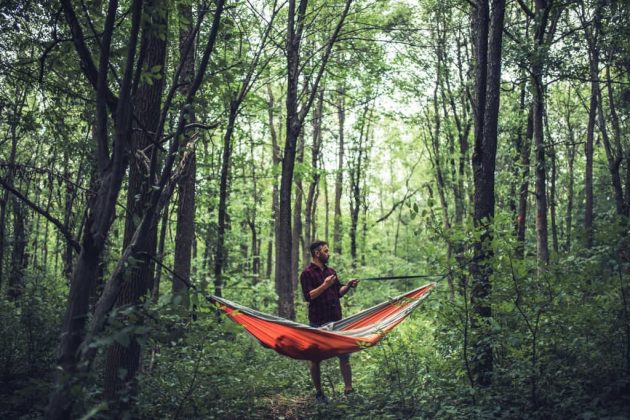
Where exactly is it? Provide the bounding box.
[320,254,328,264]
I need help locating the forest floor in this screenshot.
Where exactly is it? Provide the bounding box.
[254,392,368,419]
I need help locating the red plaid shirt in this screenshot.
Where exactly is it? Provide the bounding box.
[300,262,345,325]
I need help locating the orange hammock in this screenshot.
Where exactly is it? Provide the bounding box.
[210,282,436,361]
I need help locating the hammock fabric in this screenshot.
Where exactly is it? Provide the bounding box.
[210,282,436,361]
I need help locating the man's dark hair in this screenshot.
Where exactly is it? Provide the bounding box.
[309,240,328,257]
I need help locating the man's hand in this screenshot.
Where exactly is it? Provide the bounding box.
[323,274,337,288]
[348,279,359,288]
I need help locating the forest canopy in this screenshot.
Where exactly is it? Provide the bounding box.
[0,0,629,418]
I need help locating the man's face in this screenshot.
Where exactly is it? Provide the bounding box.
[316,245,330,264]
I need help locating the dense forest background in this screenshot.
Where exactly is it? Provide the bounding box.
[1,0,629,418]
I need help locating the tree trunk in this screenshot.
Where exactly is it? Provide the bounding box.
[214,108,238,297]
[349,105,371,268]
[267,85,281,279]
[291,132,305,288]
[48,0,144,415]
[584,56,597,249]
[533,71,549,265]
[581,1,602,249]
[276,0,352,318]
[0,86,26,291]
[565,93,575,252]
[173,0,197,302]
[469,0,505,387]
[8,202,27,300]
[550,141,559,255]
[598,75,625,217]
[333,88,345,255]
[516,106,533,258]
[104,0,167,402]
[153,204,169,299]
[304,90,324,264]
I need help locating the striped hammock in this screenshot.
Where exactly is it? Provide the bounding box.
[211,282,436,361]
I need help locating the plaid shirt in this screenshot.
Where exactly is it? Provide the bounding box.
[300,262,345,325]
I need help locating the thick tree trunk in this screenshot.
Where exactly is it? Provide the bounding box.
[48,0,143,415]
[173,1,197,301]
[104,0,167,402]
[470,0,505,387]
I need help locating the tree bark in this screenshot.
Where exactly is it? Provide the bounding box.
[214,107,238,297]
[564,91,576,252]
[275,0,352,319]
[48,0,145,415]
[104,0,168,402]
[173,0,197,302]
[333,88,345,255]
[349,105,371,268]
[291,132,305,288]
[469,0,505,387]
[516,105,533,258]
[304,90,324,265]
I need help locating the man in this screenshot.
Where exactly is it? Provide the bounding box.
[300,240,359,403]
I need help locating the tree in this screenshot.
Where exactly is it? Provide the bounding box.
[469,0,506,387]
[276,0,353,319]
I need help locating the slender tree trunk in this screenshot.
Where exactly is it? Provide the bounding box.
[533,71,549,264]
[604,65,629,218]
[598,80,625,217]
[0,86,26,291]
[350,105,370,268]
[333,88,345,255]
[291,132,305,288]
[550,141,559,255]
[153,204,169,299]
[565,95,575,251]
[324,173,330,241]
[304,90,324,264]
[8,202,27,300]
[267,86,280,279]
[517,106,533,257]
[584,58,597,249]
[581,2,601,249]
[249,138,261,282]
[214,108,238,297]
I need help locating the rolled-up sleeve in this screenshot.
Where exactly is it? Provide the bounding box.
[300,270,313,302]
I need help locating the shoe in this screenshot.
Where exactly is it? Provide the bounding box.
[315,391,329,404]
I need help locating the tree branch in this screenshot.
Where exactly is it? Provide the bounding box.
[0,178,80,252]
